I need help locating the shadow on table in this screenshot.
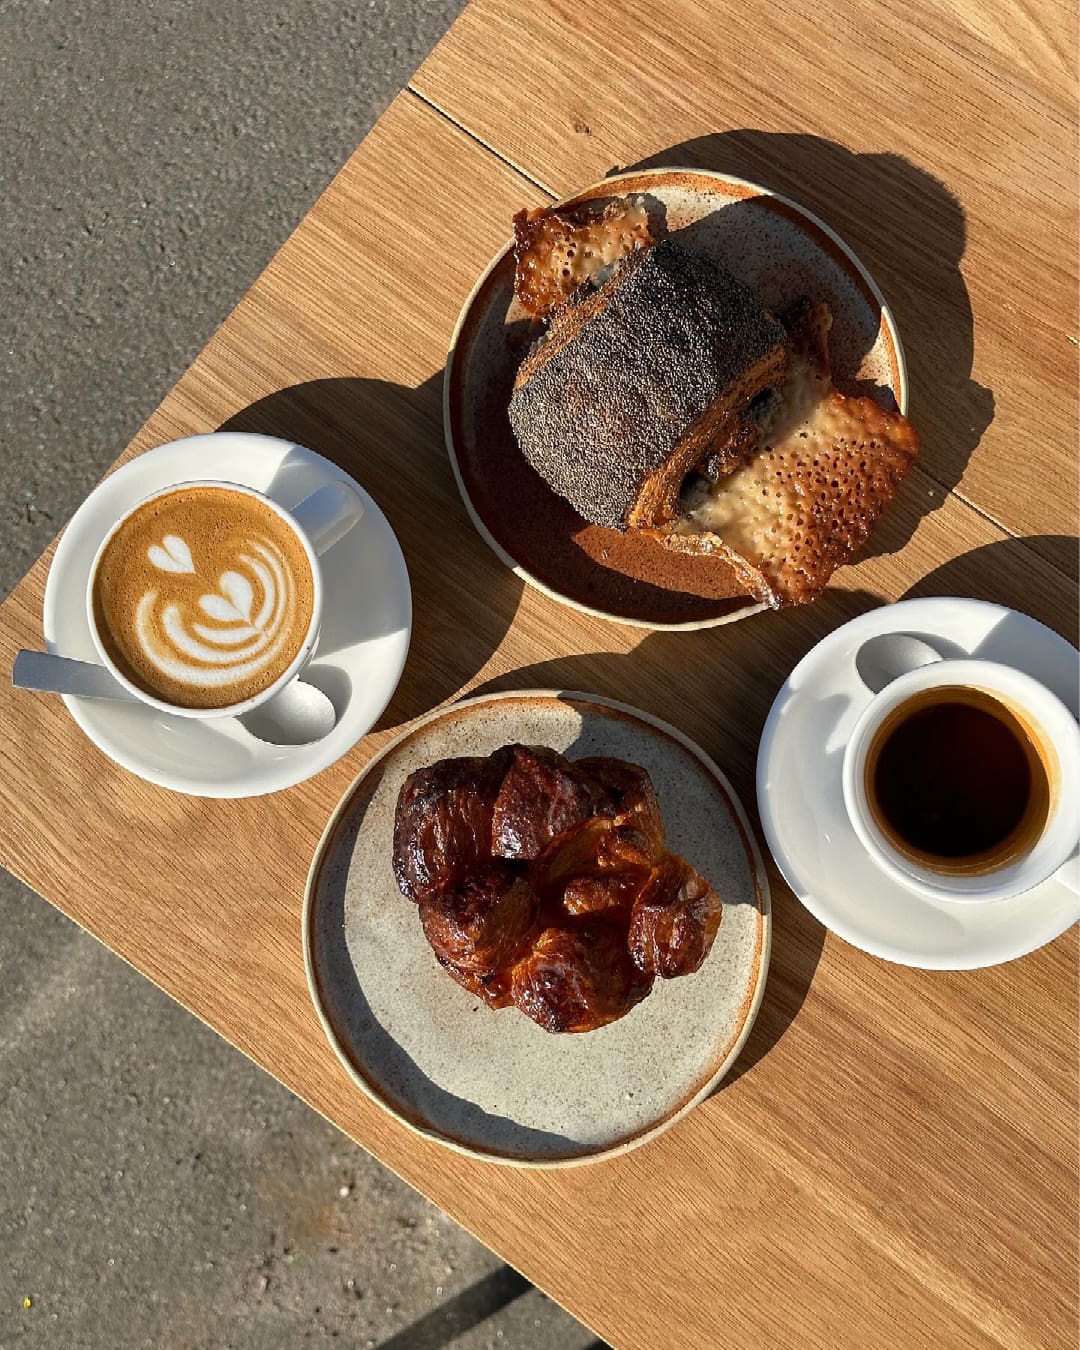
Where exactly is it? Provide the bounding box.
[617,130,994,562]
[901,534,1079,645]
[219,372,524,731]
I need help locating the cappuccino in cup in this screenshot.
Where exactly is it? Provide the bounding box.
[91,484,316,710]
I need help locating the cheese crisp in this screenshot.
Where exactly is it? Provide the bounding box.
[664,302,919,607]
[512,197,652,320]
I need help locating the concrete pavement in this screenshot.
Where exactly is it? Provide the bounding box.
[0,2,598,1344]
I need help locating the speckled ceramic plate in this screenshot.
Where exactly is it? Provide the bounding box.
[304,691,771,1166]
[445,167,908,629]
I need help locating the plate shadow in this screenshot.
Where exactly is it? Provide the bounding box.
[901,534,1078,648]
[219,373,525,730]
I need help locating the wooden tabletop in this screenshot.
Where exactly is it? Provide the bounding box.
[2,2,1076,1345]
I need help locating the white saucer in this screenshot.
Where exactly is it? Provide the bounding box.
[757,598,1079,969]
[42,433,412,797]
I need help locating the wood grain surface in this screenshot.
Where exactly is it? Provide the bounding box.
[1,6,1077,1346]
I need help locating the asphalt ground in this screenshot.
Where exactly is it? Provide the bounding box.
[0,3,598,1345]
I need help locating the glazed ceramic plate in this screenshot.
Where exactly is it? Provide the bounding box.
[758,598,1080,968]
[42,433,412,797]
[304,691,771,1165]
[445,167,908,630]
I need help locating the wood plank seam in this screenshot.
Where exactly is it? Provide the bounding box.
[407,86,557,195]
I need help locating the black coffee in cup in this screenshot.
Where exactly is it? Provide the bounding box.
[864,685,1051,875]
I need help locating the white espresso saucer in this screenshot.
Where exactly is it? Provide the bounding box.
[42,433,412,797]
[757,597,1079,969]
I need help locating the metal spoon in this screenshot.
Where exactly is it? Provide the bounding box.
[12,650,337,745]
[854,632,942,695]
[237,680,337,745]
[12,650,140,702]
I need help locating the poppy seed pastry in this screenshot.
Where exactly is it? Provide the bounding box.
[507,238,789,530]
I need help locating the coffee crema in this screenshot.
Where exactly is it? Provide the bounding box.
[92,486,315,709]
[864,685,1052,876]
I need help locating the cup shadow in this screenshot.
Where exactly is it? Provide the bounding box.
[219,374,525,732]
[617,131,995,562]
[724,691,853,1089]
[902,534,1079,649]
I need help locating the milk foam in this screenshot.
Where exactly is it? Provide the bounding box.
[92,486,315,709]
[135,537,298,690]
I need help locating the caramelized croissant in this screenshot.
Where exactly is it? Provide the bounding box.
[419,862,538,979]
[576,756,665,847]
[419,862,539,1009]
[392,750,510,901]
[536,819,656,916]
[392,744,724,1032]
[560,872,648,918]
[491,744,608,861]
[628,856,723,979]
[509,922,654,1033]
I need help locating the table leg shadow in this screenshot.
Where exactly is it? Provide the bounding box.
[372,1261,611,1349]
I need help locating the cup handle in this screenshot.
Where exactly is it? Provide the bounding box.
[290,482,366,556]
[853,633,943,695]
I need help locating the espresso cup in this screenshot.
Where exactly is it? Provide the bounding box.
[87,477,365,719]
[842,657,1080,903]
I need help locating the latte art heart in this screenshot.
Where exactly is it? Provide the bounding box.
[147,535,195,573]
[137,540,296,688]
[199,571,255,624]
[92,486,316,710]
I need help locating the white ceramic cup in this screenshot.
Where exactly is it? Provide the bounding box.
[842,656,1080,903]
[87,477,365,719]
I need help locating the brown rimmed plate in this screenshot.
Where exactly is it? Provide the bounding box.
[303,690,771,1166]
[444,167,908,629]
